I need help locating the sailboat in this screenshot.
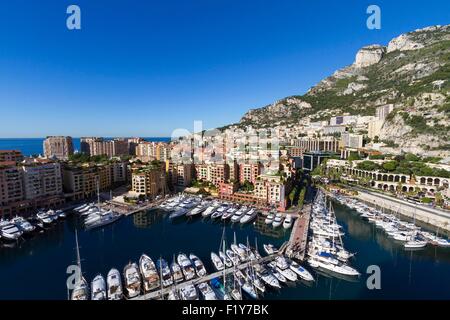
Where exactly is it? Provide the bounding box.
[404,207,427,249]
[70,230,89,300]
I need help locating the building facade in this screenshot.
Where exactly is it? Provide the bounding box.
[43,136,74,160]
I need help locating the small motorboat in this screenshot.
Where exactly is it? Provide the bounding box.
[10,216,35,234]
[177,253,196,280]
[226,249,240,266]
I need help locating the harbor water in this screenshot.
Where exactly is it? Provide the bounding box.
[0,201,449,300]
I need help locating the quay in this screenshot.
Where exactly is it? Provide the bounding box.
[325,186,450,233]
[131,254,277,300]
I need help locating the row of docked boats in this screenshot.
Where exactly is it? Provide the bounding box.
[0,208,68,242]
[264,213,294,229]
[73,203,122,230]
[306,191,360,277]
[159,195,259,224]
[72,250,213,300]
[330,192,450,249]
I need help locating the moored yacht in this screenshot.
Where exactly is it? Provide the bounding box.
[283,214,294,229]
[0,221,23,241]
[197,282,217,300]
[264,213,274,225]
[107,268,123,300]
[240,208,258,224]
[272,214,283,228]
[71,277,89,300]
[211,252,224,271]
[170,259,184,283]
[11,216,35,234]
[219,251,233,268]
[139,254,160,292]
[123,262,142,298]
[177,253,196,280]
[179,284,199,300]
[189,253,207,277]
[156,258,174,287]
[91,274,107,300]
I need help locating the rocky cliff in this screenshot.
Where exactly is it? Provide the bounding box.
[238,24,450,154]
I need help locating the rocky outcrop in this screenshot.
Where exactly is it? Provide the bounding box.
[354,45,386,68]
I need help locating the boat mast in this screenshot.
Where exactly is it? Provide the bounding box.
[75,229,82,279]
[159,258,163,300]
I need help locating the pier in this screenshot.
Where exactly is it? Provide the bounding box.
[284,204,311,261]
[131,254,277,300]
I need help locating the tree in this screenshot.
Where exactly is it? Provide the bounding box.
[373,136,380,143]
[405,153,420,162]
[382,161,397,172]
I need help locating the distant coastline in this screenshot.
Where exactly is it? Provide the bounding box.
[0,137,171,156]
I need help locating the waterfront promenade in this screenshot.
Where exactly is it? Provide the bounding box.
[284,204,311,260]
[352,187,450,232]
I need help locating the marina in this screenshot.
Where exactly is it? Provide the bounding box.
[1,189,450,299]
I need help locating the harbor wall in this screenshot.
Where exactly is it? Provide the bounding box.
[355,190,450,233]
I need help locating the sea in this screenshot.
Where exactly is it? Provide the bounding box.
[0,138,171,157]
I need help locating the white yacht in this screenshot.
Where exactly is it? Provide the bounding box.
[177,253,196,280]
[189,254,207,277]
[230,208,246,223]
[263,243,279,255]
[404,239,427,249]
[170,259,184,283]
[264,213,275,225]
[308,257,360,277]
[202,203,219,217]
[283,214,294,229]
[289,260,314,282]
[36,211,53,225]
[240,208,258,224]
[226,249,240,266]
[91,274,107,300]
[211,205,228,219]
[219,251,233,268]
[179,284,199,300]
[231,244,247,262]
[71,277,89,300]
[0,221,23,241]
[186,203,208,217]
[169,207,189,219]
[197,282,217,300]
[139,254,160,292]
[156,258,174,287]
[222,206,239,220]
[272,214,284,228]
[274,257,297,281]
[123,262,142,298]
[107,268,123,300]
[211,252,224,271]
[11,216,35,234]
[257,266,281,289]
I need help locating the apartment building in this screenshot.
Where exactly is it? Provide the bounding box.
[239,162,262,185]
[0,150,23,162]
[80,137,128,157]
[0,159,64,217]
[131,165,168,198]
[43,136,74,160]
[254,174,286,211]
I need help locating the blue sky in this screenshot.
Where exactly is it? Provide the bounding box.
[0,0,448,137]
